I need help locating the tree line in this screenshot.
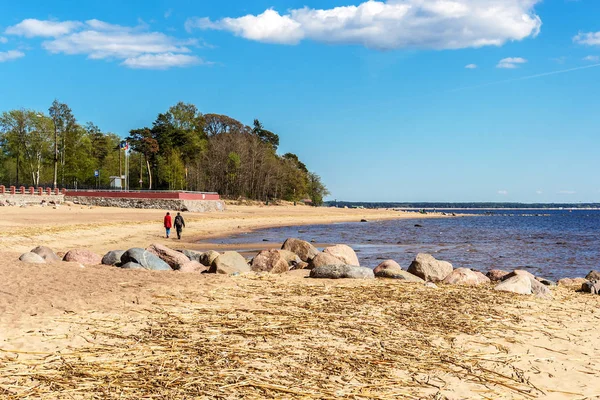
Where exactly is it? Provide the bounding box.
[0,101,329,205]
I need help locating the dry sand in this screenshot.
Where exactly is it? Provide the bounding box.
[1,204,599,399]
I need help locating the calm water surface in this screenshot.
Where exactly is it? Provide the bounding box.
[203,210,600,280]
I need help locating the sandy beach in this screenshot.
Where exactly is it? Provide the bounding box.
[1,204,600,399]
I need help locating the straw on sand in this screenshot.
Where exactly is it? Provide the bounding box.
[0,276,551,399]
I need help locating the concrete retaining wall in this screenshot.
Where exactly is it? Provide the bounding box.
[0,194,64,206]
[65,196,225,213]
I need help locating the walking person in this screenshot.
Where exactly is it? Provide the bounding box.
[174,212,185,240]
[163,212,172,238]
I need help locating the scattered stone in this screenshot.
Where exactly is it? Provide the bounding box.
[323,244,360,266]
[414,224,423,228]
[102,250,125,266]
[360,219,368,222]
[251,250,290,274]
[147,243,190,270]
[424,282,439,289]
[120,262,144,270]
[277,250,302,267]
[310,265,375,279]
[30,246,61,262]
[487,269,510,282]
[530,278,553,299]
[63,249,102,265]
[291,261,310,270]
[281,238,319,262]
[582,280,600,294]
[197,250,220,267]
[585,271,600,281]
[179,261,208,273]
[209,251,251,275]
[121,248,172,271]
[407,253,453,282]
[443,268,486,286]
[494,275,532,295]
[19,252,46,264]
[557,277,588,287]
[308,252,346,269]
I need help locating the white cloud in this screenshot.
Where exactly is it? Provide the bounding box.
[0,50,25,62]
[0,36,7,43]
[536,190,543,195]
[498,190,508,195]
[574,31,600,46]
[5,18,203,69]
[497,57,527,68]
[122,53,202,69]
[583,55,599,62]
[186,0,542,50]
[558,190,576,195]
[465,64,477,69]
[5,19,82,37]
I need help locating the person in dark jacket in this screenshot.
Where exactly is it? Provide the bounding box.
[174,212,185,240]
[163,212,172,238]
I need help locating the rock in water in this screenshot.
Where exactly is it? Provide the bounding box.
[308,252,346,269]
[120,248,172,271]
[199,250,220,267]
[487,269,510,282]
[310,265,374,279]
[30,246,60,262]
[63,249,102,265]
[407,254,453,282]
[494,275,532,295]
[102,250,125,266]
[585,271,600,281]
[209,251,251,275]
[251,250,290,274]
[147,243,190,270]
[281,238,319,262]
[443,268,486,286]
[19,252,46,264]
[323,244,360,266]
[582,280,600,294]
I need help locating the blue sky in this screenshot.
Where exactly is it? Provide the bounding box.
[1,0,600,202]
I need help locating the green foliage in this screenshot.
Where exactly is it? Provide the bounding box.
[0,101,329,204]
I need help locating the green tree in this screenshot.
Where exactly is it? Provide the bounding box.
[48,100,75,189]
[307,172,330,206]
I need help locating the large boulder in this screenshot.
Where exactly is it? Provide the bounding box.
[310,265,375,279]
[179,261,208,273]
[31,246,60,262]
[209,251,251,275]
[582,280,600,294]
[291,261,310,270]
[376,269,424,282]
[443,268,485,286]
[199,250,220,267]
[323,244,360,266]
[281,238,319,262]
[120,248,172,271]
[407,254,453,282]
[585,271,600,281]
[180,249,203,263]
[558,277,588,287]
[308,252,345,270]
[278,250,302,268]
[502,270,536,281]
[120,262,144,270]
[251,250,290,274]
[494,275,532,295]
[63,249,102,265]
[487,269,510,282]
[473,271,492,285]
[102,250,125,266]
[19,252,46,264]
[147,243,190,270]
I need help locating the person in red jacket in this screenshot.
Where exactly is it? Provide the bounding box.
[163,212,172,238]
